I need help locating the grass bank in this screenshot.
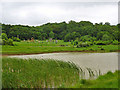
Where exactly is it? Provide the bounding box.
[71,71,119,88]
[2,41,119,55]
[2,58,119,88]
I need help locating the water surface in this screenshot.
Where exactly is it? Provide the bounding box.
[9,52,118,75]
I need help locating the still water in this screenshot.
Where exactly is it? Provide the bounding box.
[9,52,118,78]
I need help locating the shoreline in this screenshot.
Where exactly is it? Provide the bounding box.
[2,50,119,56]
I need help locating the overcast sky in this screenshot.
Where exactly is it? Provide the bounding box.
[1,0,119,26]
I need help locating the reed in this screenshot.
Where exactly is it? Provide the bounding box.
[2,57,118,88]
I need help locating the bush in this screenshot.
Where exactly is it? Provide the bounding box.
[77,42,92,48]
[12,37,21,42]
[7,38,14,46]
[2,33,8,40]
[2,39,7,45]
[2,38,14,46]
[80,79,86,84]
[112,40,118,45]
[95,40,112,45]
[102,34,112,41]
[71,40,74,44]
[74,40,78,45]
[80,35,97,42]
[1,33,14,45]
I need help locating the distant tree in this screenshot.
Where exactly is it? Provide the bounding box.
[38,35,42,40]
[99,22,103,25]
[105,22,110,25]
[80,35,96,42]
[49,31,54,39]
[42,33,47,40]
[64,33,71,42]
[102,34,112,41]
[1,21,118,42]
[79,21,93,26]
[71,32,77,41]
[97,32,105,40]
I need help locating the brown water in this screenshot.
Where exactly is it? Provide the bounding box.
[9,52,118,78]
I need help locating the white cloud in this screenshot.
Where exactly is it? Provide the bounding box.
[2,2,118,26]
[1,0,119,2]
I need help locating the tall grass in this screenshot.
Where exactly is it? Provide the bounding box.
[2,57,119,88]
[2,58,81,88]
[70,70,119,88]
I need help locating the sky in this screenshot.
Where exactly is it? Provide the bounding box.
[1,0,119,26]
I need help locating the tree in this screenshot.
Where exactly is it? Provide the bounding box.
[105,22,110,25]
[102,34,112,41]
[49,31,54,39]
[42,33,47,40]
[96,31,105,40]
[71,32,77,41]
[80,35,96,42]
[64,33,71,42]
[1,21,118,42]
[7,38,14,46]
[2,33,8,40]
[38,35,42,40]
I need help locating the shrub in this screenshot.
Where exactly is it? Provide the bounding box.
[77,42,92,48]
[1,33,8,40]
[107,71,114,76]
[101,48,104,50]
[2,38,14,46]
[112,40,118,45]
[1,33,14,45]
[71,40,74,44]
[74,40,78,45]
[2,39,7,45]
[80,79,86,84]
[80,35,97,42]
[7,38,14,46]
[104,41,112,45]
[102,34,112,41]
[12,37,21,42]
[95,41,105,45]
[95,40,112,45]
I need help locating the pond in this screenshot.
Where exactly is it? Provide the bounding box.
[9,52,118,78]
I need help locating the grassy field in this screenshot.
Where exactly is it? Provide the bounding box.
[2,40,119,55]
[2,58,119,88]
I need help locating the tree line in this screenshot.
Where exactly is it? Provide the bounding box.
[1,21,120,42]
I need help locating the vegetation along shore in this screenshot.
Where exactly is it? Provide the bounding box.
[2,58,119,88]
[1,21,120,55]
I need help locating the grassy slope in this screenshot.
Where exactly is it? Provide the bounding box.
[2,58,119,88]
[2,41,119,55]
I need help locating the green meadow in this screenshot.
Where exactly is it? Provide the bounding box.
[2,57,119,88]
[2,40,119,55]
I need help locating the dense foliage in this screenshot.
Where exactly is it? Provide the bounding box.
[1,33,14,45]
[1,21,119,42]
